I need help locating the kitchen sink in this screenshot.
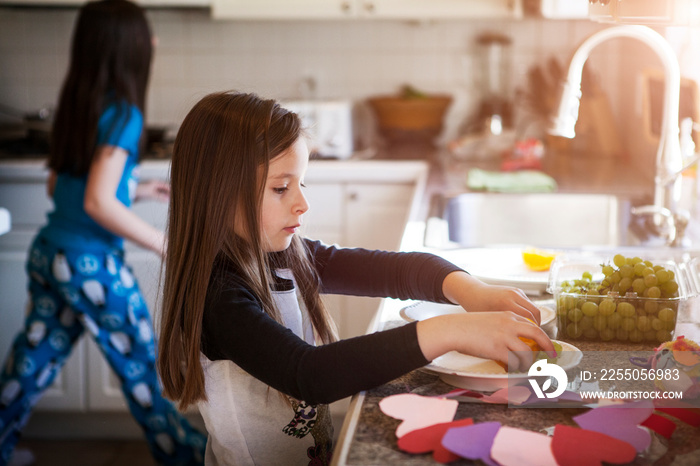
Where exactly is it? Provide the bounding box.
[427,192,636,249]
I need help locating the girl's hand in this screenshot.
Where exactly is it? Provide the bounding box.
[416,311,556,371]
[135,179,170,202]
[442,271,542,324]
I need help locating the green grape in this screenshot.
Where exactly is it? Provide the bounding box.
[593,315,608,331]
[621,317,637,331]
[613,254,626,267]
[608,313,622,330]
[609,272,621,284]
[632,278,646,295]
[602,265,614,276]
[579,315,593,330]
[582,271,593,281]
[629,329,643,343]
[644,274,658,287]
[646,286,661,299]
[616,328,629,341]
[631,256,643,265]
[642,267,655,277]
[583,328,599,339]
[658,307,676,322]
[620,264,634,278]
[656,330,673,343]
[644,301,659,314]
[566,322,584,339]
[617,302,636,317]
[656,269,670,284]
[662,280,679,295]
[568,308,583,323]
[618,277,632,293]
[599,299,616,316]
[637,316,651,332]
[651,318,664,331]
[600,328,615,341]
[633,262,646,276]
[643,260,653,267]
[581,301,599,317]
[644,330,657,341]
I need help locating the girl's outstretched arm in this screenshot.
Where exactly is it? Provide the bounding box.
[416,311,556,372]
[84,145,166,257]
[442,270,543,324]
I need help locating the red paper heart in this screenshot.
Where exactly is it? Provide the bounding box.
[397,418,474,463]
[551,424,637,466]
[641,413,677,439]
[654,406,700,427]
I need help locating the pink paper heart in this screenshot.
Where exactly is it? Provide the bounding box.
[491,426,558,466]
[397,417,474,463]
[441,421,501,466]
[573,400,653,452]
[379,393,458,438]
[551,424,637,466]
[482,385,532,404]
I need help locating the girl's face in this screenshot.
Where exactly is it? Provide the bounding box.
[260,137,310,252]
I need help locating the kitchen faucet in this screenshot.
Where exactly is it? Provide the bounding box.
[550,25,692,246]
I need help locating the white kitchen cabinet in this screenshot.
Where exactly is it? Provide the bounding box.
[539,0,589,19]
[301,161,426,339]
[0,0,209,6]
[0,162,170,414]
[212,0,522,20]
[0,159,427,416]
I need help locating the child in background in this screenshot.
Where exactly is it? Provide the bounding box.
[157,91,554,466]
[0,1,205,465]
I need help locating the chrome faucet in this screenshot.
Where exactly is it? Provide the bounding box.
[550,25,691,246]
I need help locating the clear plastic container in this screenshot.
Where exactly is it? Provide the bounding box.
[547,253,697,344]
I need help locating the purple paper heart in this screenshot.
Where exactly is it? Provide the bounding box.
[573,400,654,452]
[441,421,501,466]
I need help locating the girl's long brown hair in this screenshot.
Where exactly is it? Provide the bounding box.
[50,0,152,175]
[158,91,336,410]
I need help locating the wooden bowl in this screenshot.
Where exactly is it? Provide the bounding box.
[368,94,452,142]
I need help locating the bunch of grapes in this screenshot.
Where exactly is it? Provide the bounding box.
[556,254,680,343]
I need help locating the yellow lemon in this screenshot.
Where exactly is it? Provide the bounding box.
[522,247,558,272]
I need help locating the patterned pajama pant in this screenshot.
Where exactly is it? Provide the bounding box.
[0,235,206,465]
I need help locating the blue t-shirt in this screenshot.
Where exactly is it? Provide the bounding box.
[42,101,143,250]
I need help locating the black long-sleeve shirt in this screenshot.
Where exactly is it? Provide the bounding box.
[201,239,463,405]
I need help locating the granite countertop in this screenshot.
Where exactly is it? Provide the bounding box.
[331,151,700,466]
[332,294,700,466]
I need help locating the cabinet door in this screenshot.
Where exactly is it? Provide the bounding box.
[300,183,344,246]
[0,233,86,412]
[212,0,354,19]
[341,183,413,338]
[87,199,168,411]
[369,0,523,19]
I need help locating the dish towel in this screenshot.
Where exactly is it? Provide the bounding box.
[466,168,557,193]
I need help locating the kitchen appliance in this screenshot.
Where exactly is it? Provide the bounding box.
[281,100,354,159]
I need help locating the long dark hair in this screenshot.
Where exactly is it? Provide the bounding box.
[50,0,152,175]
[158,91,337,410]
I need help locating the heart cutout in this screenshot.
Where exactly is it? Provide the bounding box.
[641,413,676,439]
[441,421,501,466]
[379,393,458,438]
[573,400,653,452]
[397,418,474,463]
[551,424,637,465]
[491,425,558,466]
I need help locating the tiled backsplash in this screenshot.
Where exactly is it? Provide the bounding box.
[0,7,618,145]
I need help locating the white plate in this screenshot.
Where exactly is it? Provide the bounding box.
[426,340,582,392]
[399,301,556,327]
[434,247,555,295]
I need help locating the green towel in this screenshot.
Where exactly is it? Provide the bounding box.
[466,168,557,193]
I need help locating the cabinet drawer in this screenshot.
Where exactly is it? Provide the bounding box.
[303,184,343,228]
[0,181,52,229]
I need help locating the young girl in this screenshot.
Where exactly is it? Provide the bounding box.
[158,91,554,466]
[0,1,205,465]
